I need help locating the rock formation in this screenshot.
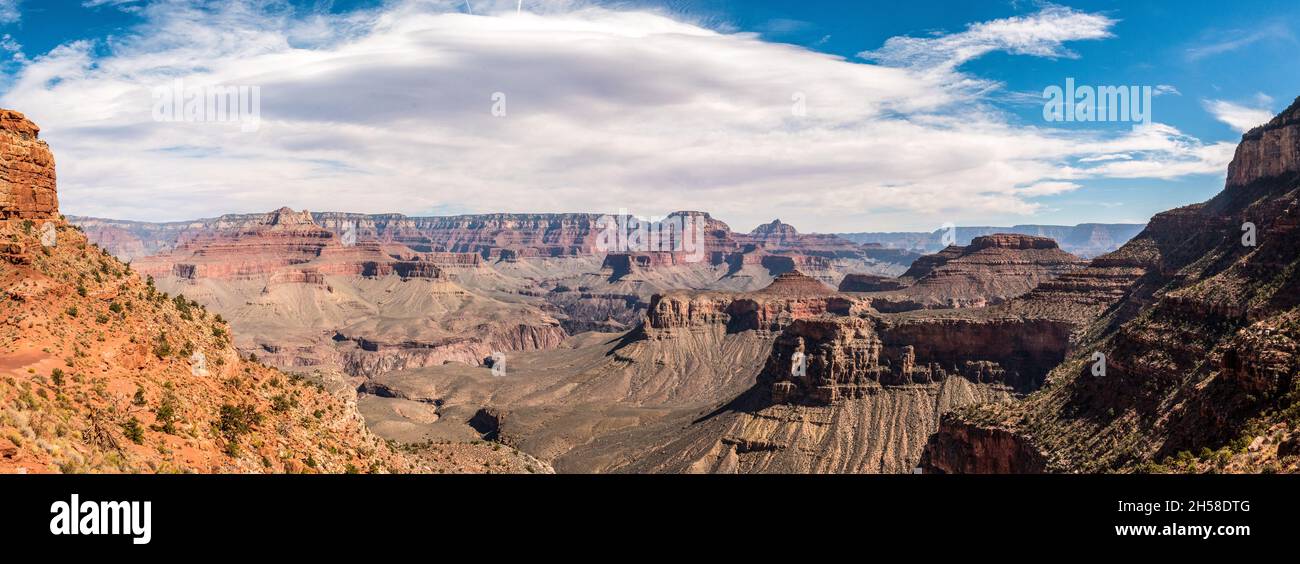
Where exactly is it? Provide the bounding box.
[0,110,57,220]
[842,234,1086,311]
[923,96,1300,474]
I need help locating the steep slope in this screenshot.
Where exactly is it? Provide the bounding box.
[0,110,414,474]
[923,97,1300,474]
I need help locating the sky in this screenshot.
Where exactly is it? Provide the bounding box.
[0,0,1297,232]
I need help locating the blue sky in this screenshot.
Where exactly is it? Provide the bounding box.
[0,0,1296,230]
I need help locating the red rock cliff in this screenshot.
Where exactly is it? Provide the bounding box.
[0,110,58,219]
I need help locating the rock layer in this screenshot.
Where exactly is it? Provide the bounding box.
[0,110,57,220]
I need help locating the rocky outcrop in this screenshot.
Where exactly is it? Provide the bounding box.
[838,274,908,292]
[921,416,1047,474]
[0,110,57,219]
[856,234,1086,311]
[747,219,800,247]
[764,313,1072,405]
[1227,96,1300,189]
[926,96,1300,474]
[332,322,568,378]
[645,272,856,335]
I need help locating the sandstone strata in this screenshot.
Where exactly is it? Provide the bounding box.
[0,110,57,219]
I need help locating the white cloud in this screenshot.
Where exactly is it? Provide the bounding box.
[1203,98,1274,133]
[859,4,1115,71]
[0,1,1235,231]
[1185,22,1294,62]
[0,1,19,25]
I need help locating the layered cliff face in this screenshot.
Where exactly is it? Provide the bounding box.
[763,312,1072,405]
[644,272,857,336]
[77,211,914,334]
[1226,98,1300,189]
[0,110,416,474]
[124,207,569,384]
[131,207,476,281]
[846,234,1086,311]
[924,97,1300,474]
[0,110,57,220]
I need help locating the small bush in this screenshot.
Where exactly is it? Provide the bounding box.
[218,403,261,442]
[271,394,295,413]
[153,334,172,359]
[154,392,180,434]
[122,417,145,445]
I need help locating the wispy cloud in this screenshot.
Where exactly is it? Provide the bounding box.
[0,1,1234,231]
[0,1,20,25]
[859,4,1115,71]
[1203,95,1275,133]
[1185,22,1294,62]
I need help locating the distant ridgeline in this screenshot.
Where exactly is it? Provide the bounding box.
[836,224,1146,259]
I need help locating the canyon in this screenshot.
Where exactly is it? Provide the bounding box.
[29,96,1300,475]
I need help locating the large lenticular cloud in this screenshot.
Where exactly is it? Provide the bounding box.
[0,0,1235,230]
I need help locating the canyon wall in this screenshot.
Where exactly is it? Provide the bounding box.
[0,110,57,220]
[924,96,1300,474]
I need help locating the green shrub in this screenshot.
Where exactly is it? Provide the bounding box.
[154,392,180,434]
[152,334,172,359]
[218,403,261,441]
[271,394,295,413]
[122,417,145,445]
